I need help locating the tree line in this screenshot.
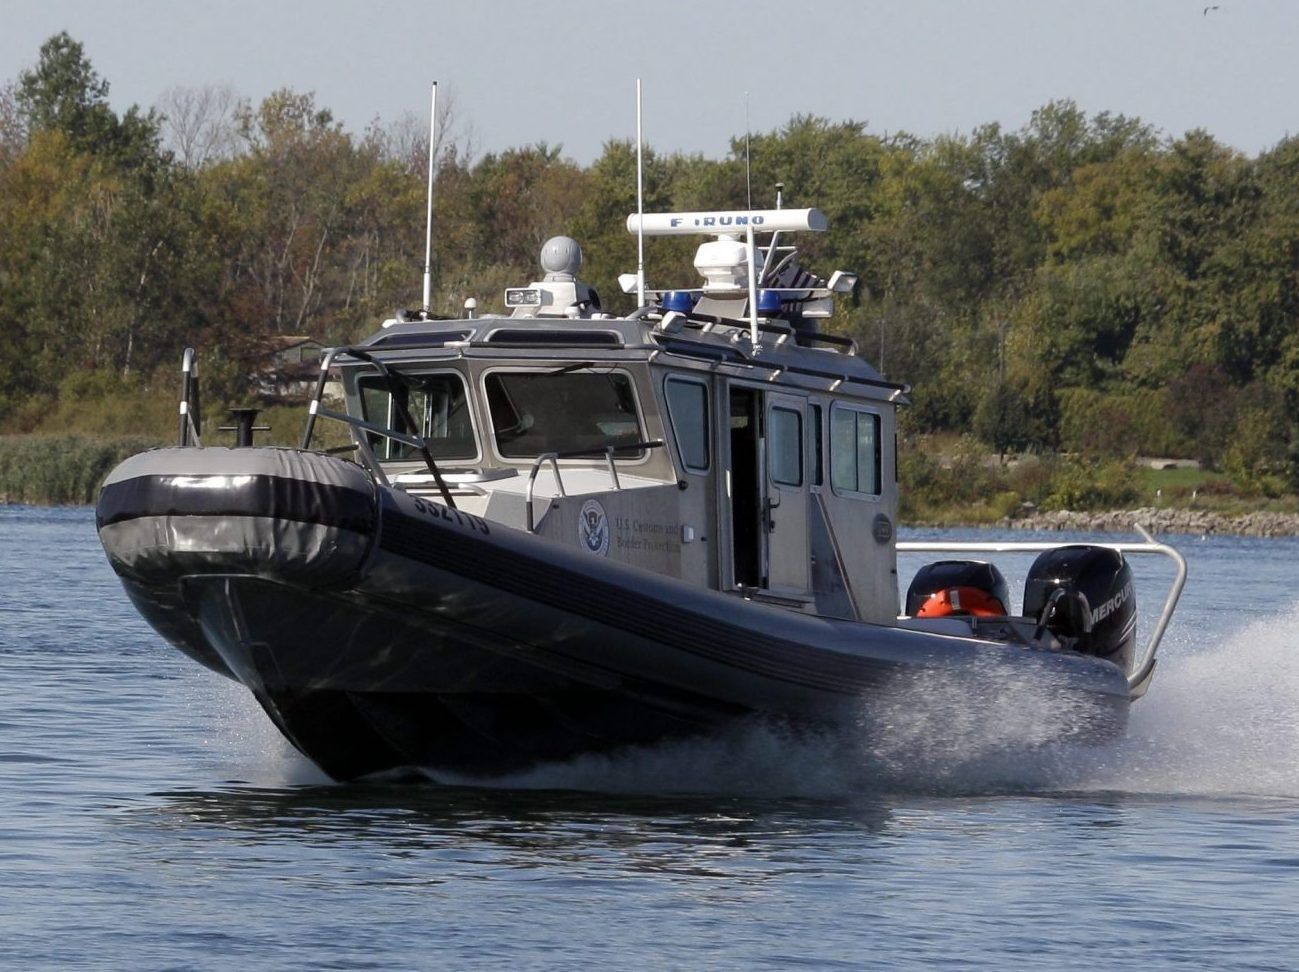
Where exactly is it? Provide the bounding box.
[2,33,1296,493]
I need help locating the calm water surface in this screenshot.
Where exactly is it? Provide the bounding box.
[3,506,1298,969]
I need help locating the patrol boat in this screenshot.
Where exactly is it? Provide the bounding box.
[96,206,1186,781]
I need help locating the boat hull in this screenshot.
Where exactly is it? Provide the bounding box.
[98,447,1131,781]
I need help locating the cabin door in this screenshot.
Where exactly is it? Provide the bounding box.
[727,387,811,594]
[764,393,810,593]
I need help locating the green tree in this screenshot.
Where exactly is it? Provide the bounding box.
[974,382,1032,459]
[17,31,162,172]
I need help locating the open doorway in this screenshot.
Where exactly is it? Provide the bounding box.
[729,387,762,587]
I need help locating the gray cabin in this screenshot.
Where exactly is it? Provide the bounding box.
[331,208,907,624]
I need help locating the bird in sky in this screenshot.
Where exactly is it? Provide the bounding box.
[1203,5,1220,14]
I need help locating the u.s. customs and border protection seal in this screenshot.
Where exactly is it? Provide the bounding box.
[578,498,610,556]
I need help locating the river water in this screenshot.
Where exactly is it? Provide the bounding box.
[2,506,1298,969]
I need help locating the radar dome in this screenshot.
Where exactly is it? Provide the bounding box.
[540,236,583,277]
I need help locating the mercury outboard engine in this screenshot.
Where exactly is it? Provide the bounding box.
[906,560,1010,618]
[1023,546,1136,672]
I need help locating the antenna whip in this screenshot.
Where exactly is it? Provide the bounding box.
[422,81,439,313]
[745,91,752,210]
[635,79,646,308]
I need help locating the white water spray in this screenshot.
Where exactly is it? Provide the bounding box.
[1086,601,1299,797]
[196,674,329,786]
[429,601,1299,800]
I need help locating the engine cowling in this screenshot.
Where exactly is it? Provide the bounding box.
[1023,545,1136,672]
[905,560,1010,618]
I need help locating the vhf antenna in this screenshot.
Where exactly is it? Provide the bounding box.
[635,78,646,308]
[421,81,439,313]
[744,91,752,210]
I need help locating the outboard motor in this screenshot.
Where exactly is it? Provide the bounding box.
[906,560,1010,618]
[1023,545,1136,672]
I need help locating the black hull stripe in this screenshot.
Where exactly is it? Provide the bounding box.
[378,499,890,695]
[97,474,377,534]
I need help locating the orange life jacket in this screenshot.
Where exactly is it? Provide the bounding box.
[914,586,1008,618]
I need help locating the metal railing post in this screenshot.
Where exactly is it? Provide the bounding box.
[178,348,201,447]
[525,453,567,533]
[604,446,621,490]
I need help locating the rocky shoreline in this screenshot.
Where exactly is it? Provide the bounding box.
[997,506,1299,538]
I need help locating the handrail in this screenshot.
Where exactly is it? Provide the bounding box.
[799,330,858,354]
[897,522,1187,698]
[546,439,665,461]
[523,439,665,532]
[301,345,457,509]
[653,333,907,395]
[310,403,425,451]
[300,346,345,449]
[525,453,567,532]
[1127,523,1189,696]
[604,447,621,490]
[178,347,202,447]
[664,310,858,356]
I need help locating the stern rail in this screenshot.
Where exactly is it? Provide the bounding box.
[897,524,1187,698]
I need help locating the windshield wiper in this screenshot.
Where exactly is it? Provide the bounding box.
[548,361,596,375]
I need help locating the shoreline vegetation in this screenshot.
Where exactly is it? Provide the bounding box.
[897,436,1299,536]
[1002,507,1299,538]
[909,506,1299,538]
[0,434,163,506]
[2,35,1297,529]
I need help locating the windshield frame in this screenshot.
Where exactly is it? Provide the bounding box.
[479,365,650,464]
[355,367,482,464]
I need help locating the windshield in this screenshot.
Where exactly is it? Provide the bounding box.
[485,371,644,458]
[358,372,477,461]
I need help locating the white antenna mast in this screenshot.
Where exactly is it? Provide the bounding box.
[746,223,760,350]
[745,95,765,331]
[422,81,439,313]
[745,91,752,210]
[635,78,646,308]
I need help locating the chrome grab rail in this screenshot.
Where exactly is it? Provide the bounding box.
[525,453,567,533]
[603,446,621,490]
[178,347,202,447]
[897,523,1187,698]
[523,441,665,532]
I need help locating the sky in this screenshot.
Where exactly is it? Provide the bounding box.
[4,0,1297,163]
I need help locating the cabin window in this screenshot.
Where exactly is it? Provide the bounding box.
[359,372,478,461]
[830,405,881,497]
[809,403,824,487]
[485,370,644,459]
[664,377,710,472]
[769,407,803,486]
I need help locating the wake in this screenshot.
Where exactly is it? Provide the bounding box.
[1087,601,1299,797]
[438,603,1299,800]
